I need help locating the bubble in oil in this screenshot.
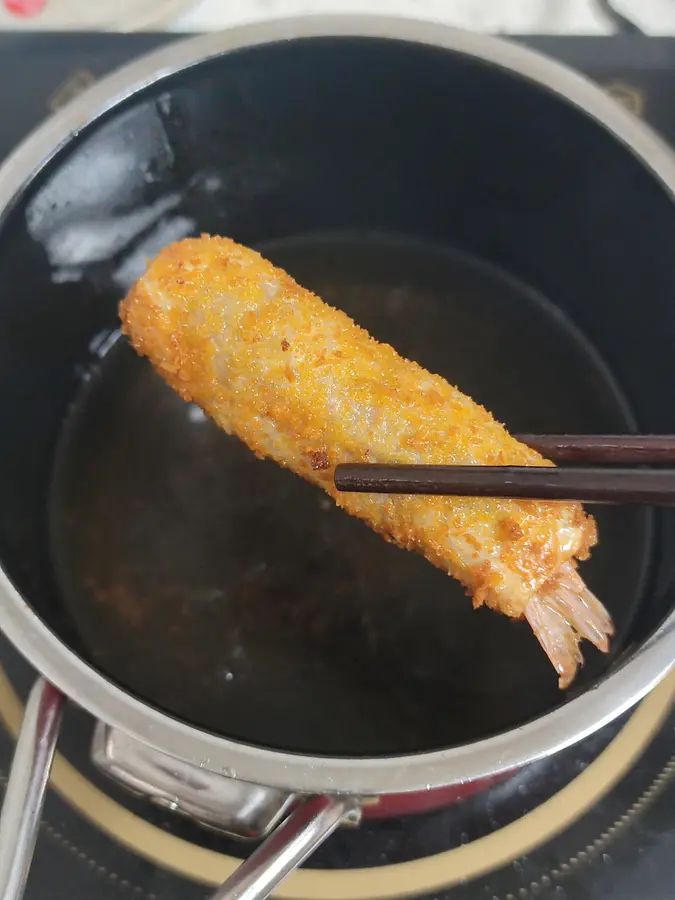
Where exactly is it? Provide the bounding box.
[187,404,207,424]
[157,93,173,117]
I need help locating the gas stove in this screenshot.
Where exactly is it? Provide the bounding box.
[1,31,674,900]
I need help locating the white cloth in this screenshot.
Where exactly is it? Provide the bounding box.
[173,0,675,35]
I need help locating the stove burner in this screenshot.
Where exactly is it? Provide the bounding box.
[0,636,674,899]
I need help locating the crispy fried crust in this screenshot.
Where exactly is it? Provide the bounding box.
[120,235,597,617]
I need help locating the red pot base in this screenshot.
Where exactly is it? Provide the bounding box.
[362,771,514,819]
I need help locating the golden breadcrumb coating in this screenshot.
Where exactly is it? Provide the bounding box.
[120,235,609,686]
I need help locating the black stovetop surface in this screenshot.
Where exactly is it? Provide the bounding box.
[0,31,675,900]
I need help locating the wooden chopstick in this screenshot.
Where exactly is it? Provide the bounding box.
[513,434,675,464]
[333,464,675,505]
[332,435,675,505]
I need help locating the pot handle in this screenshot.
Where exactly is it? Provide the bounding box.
[209,794,361,900]
[0,678,64,900]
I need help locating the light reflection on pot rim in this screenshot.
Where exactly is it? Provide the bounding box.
[0,14,674,795]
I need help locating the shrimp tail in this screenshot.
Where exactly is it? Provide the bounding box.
[525,563,614,689]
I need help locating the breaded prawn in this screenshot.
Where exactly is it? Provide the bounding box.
[120,235,612,687]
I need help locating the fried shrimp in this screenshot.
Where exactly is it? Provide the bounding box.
[120,235,612,687]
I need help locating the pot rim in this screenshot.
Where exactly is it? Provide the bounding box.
[0,14,674,796]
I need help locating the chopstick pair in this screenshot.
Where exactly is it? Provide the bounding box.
[333,434,675,506]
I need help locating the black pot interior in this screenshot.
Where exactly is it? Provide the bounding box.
[0,36,674,757]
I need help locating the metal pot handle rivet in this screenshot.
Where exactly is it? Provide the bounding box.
[209,794,362,900]
[0,677,64,900]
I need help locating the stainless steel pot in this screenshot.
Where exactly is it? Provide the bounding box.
[0,15,674,900]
